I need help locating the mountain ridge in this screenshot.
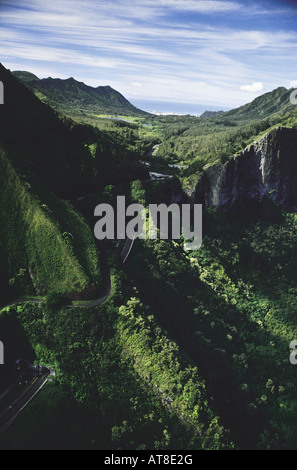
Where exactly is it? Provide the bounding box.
[12,70,295,123]
[216,86,294,123]
[0,64,148,198]
[12,70,149,117]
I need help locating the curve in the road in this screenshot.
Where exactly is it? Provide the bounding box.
[0,143,172,312]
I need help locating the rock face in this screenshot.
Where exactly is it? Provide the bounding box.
[194,127,297,211]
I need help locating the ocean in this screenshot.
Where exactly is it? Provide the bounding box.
[129,98,229,116]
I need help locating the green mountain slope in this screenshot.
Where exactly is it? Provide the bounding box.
[153,85,297,193]
[0,147,101,304]
[0,63,129,303]
[12,71,40,83]
[13,71,148,117]
[0,64,147,197]
[216,86,295,124]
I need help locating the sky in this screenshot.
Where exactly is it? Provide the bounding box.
[1,0,297,110]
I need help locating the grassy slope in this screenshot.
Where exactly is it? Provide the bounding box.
[0,148,101,304]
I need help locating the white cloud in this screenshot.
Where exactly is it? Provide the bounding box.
[240,82,264,93]
[131,82,143,88]
[140,0,241,13]
[0,0,296,107]
[289,81,297,89]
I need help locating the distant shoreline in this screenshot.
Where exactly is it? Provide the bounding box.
[130,98,230,116]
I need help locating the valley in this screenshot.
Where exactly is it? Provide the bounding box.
[1,63,297,450]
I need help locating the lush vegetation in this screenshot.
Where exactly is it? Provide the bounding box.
[2,64,147,198]
[2,203,297,449]
[0,147,102,305]
[0,263,232,450]
[2,64,297,450]
[13,71,148,117]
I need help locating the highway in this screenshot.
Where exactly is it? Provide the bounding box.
[0,234,130,434]
[121,235,135,264]
[0,371,49,436]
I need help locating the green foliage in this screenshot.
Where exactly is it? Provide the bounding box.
[0,290,211,450]
[45,292,69,311]
[0,149,102,303]
[3,64,297,451]
[1,64,147,198]
[14,72,149,117]
[116,297,232,449]
[130,180,146,205]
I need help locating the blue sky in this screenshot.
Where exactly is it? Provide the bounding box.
[1,0,297,108]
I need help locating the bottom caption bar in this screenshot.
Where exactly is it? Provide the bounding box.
[102,452,198,466]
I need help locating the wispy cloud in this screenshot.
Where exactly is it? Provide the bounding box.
[128,0,242,13]
[0,0,296,107]
[240,82,264,93]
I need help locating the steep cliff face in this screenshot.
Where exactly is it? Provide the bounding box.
[194,127,297,211]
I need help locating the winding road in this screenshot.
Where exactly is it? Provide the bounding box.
[0,142,166,313]
[0,233,135,437]
[0,234,135,438]
[0,237,126,312]
[0,144,172,435]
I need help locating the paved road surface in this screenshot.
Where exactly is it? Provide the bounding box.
[121,236,135,264]
[0,372,49,436]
